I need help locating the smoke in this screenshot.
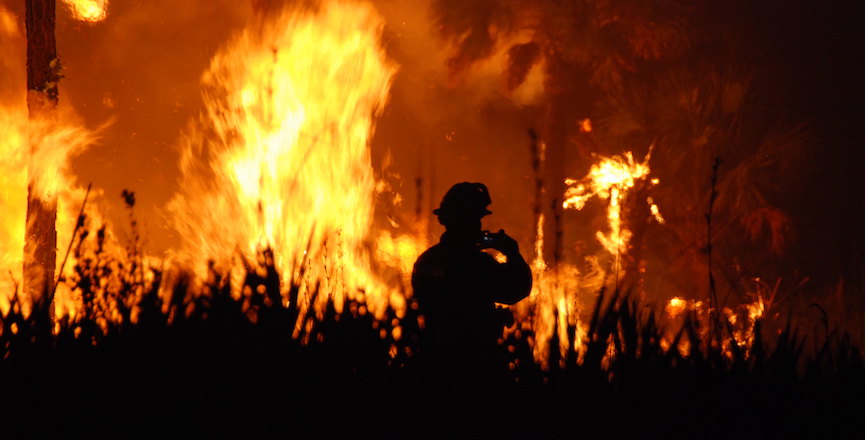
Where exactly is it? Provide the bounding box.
[54,0,252,251]
[0,5,25,106]
[372,0,547,248]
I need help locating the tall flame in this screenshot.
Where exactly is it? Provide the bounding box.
[169,1,402,322]
[0,106,28,310]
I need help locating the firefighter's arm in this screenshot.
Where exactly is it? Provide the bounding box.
[488,230,532,305]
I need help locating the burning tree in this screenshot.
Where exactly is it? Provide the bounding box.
[23,0,60,321]
[0,1,105,321]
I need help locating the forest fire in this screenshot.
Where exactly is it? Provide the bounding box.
[0,0,851,353]
[0,0,863,435]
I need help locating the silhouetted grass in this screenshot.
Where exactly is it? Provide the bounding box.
[1,226,863,438]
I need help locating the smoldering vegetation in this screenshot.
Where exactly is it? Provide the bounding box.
[0,219,862,438]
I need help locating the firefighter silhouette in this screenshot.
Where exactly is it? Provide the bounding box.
[411,182,532,373]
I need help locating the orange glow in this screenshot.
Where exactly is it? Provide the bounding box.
[579,118,592,133]
[0,7,17,35]
[61,0,109,23]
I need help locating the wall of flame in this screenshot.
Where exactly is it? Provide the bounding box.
[167,1,402,319]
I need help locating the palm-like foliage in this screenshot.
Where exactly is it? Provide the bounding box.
[594,45,811,306]
[432,0,810,311]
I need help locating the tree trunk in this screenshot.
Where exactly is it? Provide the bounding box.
[540,62,596,273]
[541,96,568,269]
[24,0,58,316]
[541,92,591,269]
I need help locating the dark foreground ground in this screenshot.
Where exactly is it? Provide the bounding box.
[2,284,863,439]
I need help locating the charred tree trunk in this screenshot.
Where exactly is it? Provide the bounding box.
[541,87,593,270]
[541,95,569,269]
[539,55,597,275]
[24,0,59,318]
[528,129,544,265]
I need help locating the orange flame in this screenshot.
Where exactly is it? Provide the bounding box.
[168,1,412,327]
[1,4,107,318]
[563,151,658,256]
[666,295,766,358]
[0,104,102,316]
[510,210,601,368]
[725,293,766,354]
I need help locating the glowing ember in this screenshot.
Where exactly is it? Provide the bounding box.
[647,196,665,224]
[168,1,406,326]
[665,296,707,318]
[665,296,688,318]
[61,0,109,23]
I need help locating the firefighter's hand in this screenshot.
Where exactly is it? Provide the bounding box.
[495,306,515,328]
[491,229,520,256]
